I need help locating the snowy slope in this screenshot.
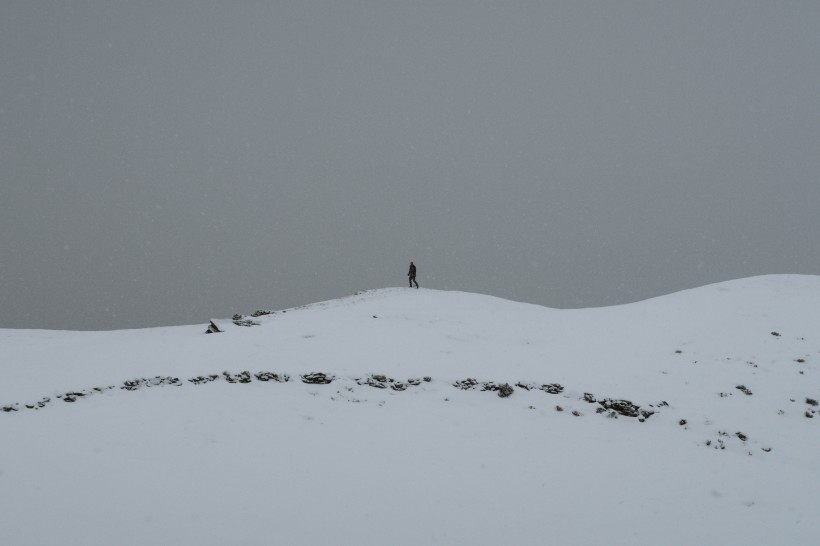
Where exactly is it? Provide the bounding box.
[1,275,819,545]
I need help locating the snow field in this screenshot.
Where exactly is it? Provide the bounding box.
[2,275,819,545]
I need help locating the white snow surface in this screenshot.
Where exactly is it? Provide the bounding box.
[2,275,819,545]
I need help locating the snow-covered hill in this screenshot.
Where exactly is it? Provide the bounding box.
[2,275,819,545]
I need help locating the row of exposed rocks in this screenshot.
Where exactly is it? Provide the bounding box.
[0,373,583,413]
[5,372,819,425]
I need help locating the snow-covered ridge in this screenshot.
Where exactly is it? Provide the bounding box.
[2,275,819,545]
[3,274,818,402]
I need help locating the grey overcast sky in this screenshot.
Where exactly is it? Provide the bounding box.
[2,1,819,330]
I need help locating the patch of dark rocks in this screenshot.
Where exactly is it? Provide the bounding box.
[62,391,89,403]
[516,382,564,394]
[482,382,514,398]
[457,378,565,399]
[232,316,261,327]
[255,372,290,382]
[452,378,515,398]
[189,374,219,385]
[736,384,753,396]
[356,374,419,392]
[597,399,642,418]
[122,377,181,391]
[24,397,52,410]
[357,374,394,389]
[705,438,726,450]
[301,372,334,384]
[578,396,654,421]
[453,378,480,390]
[223,371,252,384]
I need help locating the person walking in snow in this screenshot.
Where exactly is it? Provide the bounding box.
[408,261,419,288]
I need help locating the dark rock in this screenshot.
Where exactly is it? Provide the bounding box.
[582,393,596,403]
[189,374,219,385]
[453,378,479,390]
[301,372,333,384]
[555,405,564,412]
[771,331,781,337]
[223,371,252,384]
[679,419,687,426]
[255,372,290,383]
[122,379,141,391]
[736,385,753,395]
[541,383,564,394]
[232,318,260,327]
[478,382,514,397]
[806,398,819,406]
[496,383,514,398]
[206,320,222,334]
[358,374,397,389]
[123,376,181,390]
[251,310,273,317]
[598,399,641,418]
[736,432,748,441]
